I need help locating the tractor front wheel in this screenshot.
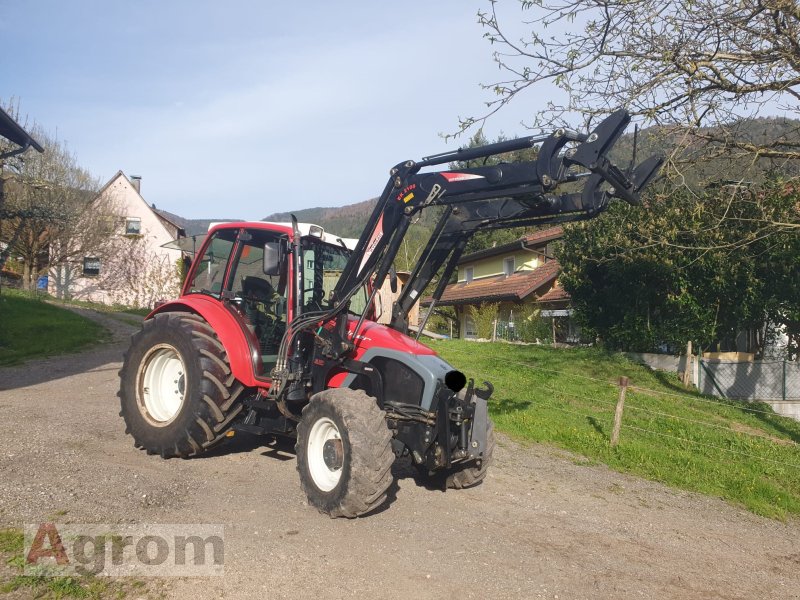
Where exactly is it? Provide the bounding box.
[296,388,394,518]
[118,312,244,458]
[415,419,495,489]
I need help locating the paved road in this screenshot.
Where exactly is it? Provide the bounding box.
[1,309,798,599]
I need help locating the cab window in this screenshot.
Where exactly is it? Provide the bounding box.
[188,229,237,296]
[301,239,367,314]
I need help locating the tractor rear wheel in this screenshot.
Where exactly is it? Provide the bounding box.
[296,388,394,518]
[118,312,244,458]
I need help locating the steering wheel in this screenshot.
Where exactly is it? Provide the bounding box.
[302,285,325,312]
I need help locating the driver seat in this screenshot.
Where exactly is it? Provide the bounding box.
[242,276,274,303]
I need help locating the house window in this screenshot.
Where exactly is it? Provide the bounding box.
[464,266,474,283]
[503,257,515,276]
[83,257,101,276]
[125,217,141,236]
[464,314,478,339]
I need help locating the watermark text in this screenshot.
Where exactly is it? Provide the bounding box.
[24,523,224,577]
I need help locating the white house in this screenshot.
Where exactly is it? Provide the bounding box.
[49,171,185,308]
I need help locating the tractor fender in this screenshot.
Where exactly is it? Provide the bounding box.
[149,296,261,387]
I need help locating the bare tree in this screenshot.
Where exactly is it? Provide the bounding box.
[464,0,800,247]
[46,188,125,300]
[0,100,38,281]
[93,235,181,308]
[0,120,113,290]
[470,1,800,160]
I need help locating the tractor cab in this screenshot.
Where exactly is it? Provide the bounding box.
[175,222,366,377]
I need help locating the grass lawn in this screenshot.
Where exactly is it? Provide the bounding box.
[429,340,800,520]
[0,291,109,366]
[42,294,152,317]
[0,528,150,598]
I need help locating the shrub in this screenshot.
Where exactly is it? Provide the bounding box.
[467,302,499,339]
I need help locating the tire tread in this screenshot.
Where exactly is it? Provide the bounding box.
[296,388,394,518]
[118,312,245,459]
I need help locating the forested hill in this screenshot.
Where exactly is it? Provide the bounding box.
[262,198,378,239]
[611,115,800,185]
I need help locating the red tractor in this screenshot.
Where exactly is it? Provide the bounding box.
[119,110,661,517]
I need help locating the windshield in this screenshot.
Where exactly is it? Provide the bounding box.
[301,239,368,315]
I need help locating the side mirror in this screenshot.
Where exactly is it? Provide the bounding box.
[389,264,398,294]
[374,289,383,321]
[263,239,287,277]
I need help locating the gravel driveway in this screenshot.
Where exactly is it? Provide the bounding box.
[1,308,798,599]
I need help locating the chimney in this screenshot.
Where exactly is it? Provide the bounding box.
[130,175,142,193]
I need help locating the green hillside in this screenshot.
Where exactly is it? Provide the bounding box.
[431,340,800,520]
[611,116,800,187]
[0,291,108,365]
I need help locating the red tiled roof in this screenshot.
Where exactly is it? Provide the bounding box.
[538,284,570,303]
[430,259,561,306]
[520,226,563,246]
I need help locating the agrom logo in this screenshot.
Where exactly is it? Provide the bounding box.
[25,523,224,577]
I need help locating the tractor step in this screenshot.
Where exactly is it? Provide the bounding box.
[232,422,271,436]
[233,412,295,437]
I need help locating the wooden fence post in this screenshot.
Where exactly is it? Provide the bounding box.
[682,341,693,386]
[610,376,629,448]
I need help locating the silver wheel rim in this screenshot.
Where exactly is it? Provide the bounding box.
[307,417,343,492]
[137,344,186,426]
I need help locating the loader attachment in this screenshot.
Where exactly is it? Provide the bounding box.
[563,109,664,206]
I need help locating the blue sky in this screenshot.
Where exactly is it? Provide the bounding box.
[1,0,553,220]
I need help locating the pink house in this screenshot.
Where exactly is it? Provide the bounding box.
[49,171,185,308]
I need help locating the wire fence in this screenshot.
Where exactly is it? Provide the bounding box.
[698,359,800,402]
[621,424,800,470]
[494,316,583,344]
[507,358,800,426]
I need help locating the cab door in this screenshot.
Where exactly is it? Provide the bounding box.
[226,229,290,376]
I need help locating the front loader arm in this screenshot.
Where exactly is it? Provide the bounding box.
[332,109,663,332]
[268,109,661,404]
